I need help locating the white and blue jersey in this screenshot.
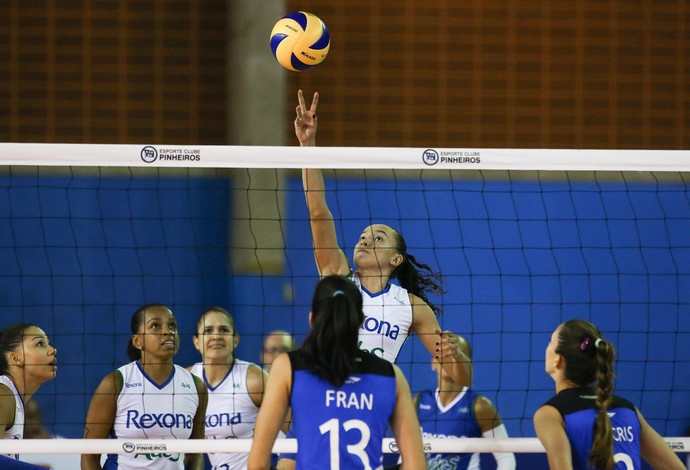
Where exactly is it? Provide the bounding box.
[416,387,482,470]
[104,361,199,469]
[0,375,24,460]
[190,359,259,470]
[289,349,397,470]
[350,273,412,363]
[544,386,642,470]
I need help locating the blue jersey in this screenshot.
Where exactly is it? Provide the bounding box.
[544,386,642,470]
[416,387,482,470]
[289,349,397,470]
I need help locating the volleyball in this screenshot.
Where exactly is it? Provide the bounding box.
[270,11,330,72]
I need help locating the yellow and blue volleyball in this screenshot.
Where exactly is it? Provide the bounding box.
[270,11,330,72]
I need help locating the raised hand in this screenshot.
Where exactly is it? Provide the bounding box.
[294,89,319,147]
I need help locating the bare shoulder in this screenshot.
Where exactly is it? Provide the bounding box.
[533,404,562,428]
[246,363,268,392]
[0,384,16,425]
[473,394,498,417]
[94,370,122,395]
[191,373,207,395]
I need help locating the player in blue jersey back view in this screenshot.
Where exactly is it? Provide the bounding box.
[247,275,426,470]
[534,319,684,470]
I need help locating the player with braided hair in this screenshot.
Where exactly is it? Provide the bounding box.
[534,319,684,470]
[296,89,471,386]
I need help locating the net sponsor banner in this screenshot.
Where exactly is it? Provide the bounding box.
[1,143,689,171]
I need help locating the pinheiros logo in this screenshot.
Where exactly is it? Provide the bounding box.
[140,146,201,164]
[668,441,686,451]
[422,149,481,166]
[122,442,169,453]
[141,146,158,163]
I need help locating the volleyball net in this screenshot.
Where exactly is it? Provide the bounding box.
[1,143,689,461]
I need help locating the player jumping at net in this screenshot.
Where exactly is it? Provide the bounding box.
[247,275,426,470]
[0,323,57,467]
[534,319,685,470]
[82,304,208,470]
[188,306,276,470]
[295,89,472,386]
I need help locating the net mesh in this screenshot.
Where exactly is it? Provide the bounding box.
[1,145,689,467]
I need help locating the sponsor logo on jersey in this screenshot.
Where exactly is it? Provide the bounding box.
[419,403,432,410]
[357,340,384,358]
[361,316,400,339]
[125,382,142,388]
[344,376,362,385]
[134,452,181,462]
[206,412,242,428]
[126,410,193,430]
[422,430,463,439]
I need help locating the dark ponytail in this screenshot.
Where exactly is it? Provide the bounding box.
[557,319,616,470]
[390,230,445,316]
[301,275,364,386]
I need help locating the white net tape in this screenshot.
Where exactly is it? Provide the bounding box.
[1,143,689,171]
[2,437,689,455]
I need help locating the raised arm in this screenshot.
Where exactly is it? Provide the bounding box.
[296,90,350,277]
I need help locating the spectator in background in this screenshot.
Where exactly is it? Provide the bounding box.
[261,330,294,371]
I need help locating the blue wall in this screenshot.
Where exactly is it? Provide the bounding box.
[1,170,689,465]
